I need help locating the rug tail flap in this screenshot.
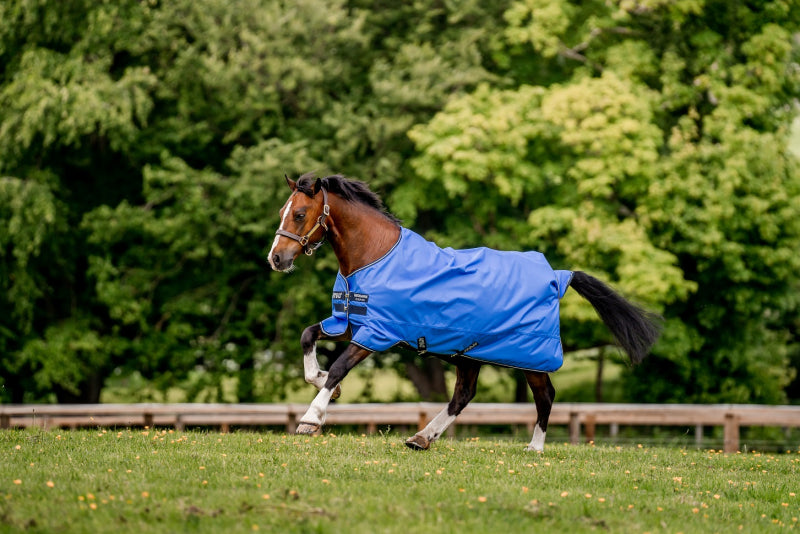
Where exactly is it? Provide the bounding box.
[555,270,574,299]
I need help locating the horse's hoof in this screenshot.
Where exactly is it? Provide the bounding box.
[524,445,544,453]
[296,422,322,435]
[404,435,431,451]
[330,384,342,400]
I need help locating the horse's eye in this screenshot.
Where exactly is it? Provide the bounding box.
[294,213,306,222]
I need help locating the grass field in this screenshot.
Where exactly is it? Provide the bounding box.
[2,429,798,533]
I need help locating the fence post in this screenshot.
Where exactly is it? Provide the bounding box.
[584,414,596,444]
[0,414,9,429]
[723,413,740,453]
[609,422,619,438]
[417,408,428,432]
[569,412,581,444]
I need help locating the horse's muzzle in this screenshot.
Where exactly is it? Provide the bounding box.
[269,251,294,272]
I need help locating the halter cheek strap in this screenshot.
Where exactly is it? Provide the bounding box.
[275,187,330,256]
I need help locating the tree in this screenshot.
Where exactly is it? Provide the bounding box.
[404,0,800,403]
[0,0,500,402]
[2,0,799,405]
[0,0,152,401]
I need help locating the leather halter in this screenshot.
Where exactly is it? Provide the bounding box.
[275,187,330,256]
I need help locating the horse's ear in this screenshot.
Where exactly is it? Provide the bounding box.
[285,174,297,191]
[313,178,322,195]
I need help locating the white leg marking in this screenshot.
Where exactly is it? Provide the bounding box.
[267,199,292,270]
[300,387,333,427]
[303,345,327,389]
[526,423,547,452]
[417,407,457,442]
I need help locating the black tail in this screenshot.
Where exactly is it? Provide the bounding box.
[569,271,662,365]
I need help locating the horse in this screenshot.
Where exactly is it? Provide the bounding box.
[268,172,661,451]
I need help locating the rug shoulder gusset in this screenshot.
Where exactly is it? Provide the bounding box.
[319,314,348,337]
[319,315,398,352]
[319,271,350,337]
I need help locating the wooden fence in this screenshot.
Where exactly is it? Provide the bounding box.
[2,402,799,453]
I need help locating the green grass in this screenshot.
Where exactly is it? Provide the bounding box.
[2,430,798,533]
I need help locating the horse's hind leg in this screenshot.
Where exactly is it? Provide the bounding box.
[524,371,555,452]
[406,358,481,450]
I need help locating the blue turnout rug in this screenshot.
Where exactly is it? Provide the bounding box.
[321,228,573,372]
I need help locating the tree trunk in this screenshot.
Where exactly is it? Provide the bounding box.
[595,349,605,403]
[55,373,103,403]
[404,357,449,401]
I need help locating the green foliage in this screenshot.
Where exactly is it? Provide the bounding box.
[407,0,800,403]
[1,0,799,405]
[15,317,124,403]
[0,177,62,336]
[406,72,692,336]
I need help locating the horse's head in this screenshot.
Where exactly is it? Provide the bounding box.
[268,174,330,272]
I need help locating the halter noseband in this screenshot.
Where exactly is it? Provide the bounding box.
[275,187,330,256]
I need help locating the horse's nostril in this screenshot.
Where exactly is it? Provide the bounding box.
[273,254,281,266]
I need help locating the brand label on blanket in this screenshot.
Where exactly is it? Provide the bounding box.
[331,291,369,303]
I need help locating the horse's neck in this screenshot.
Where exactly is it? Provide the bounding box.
[329,202,400,277]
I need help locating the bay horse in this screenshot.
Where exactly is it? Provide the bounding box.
[269,173,661,451]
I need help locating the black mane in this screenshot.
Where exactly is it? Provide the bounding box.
[295,172,401,225]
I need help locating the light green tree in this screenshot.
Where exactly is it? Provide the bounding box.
[405,0,800,403]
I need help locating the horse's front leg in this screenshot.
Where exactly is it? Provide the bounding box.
[301,323,348,399]
[296,343,372,435]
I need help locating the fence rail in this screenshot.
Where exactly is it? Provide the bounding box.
[2,402,799,453]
